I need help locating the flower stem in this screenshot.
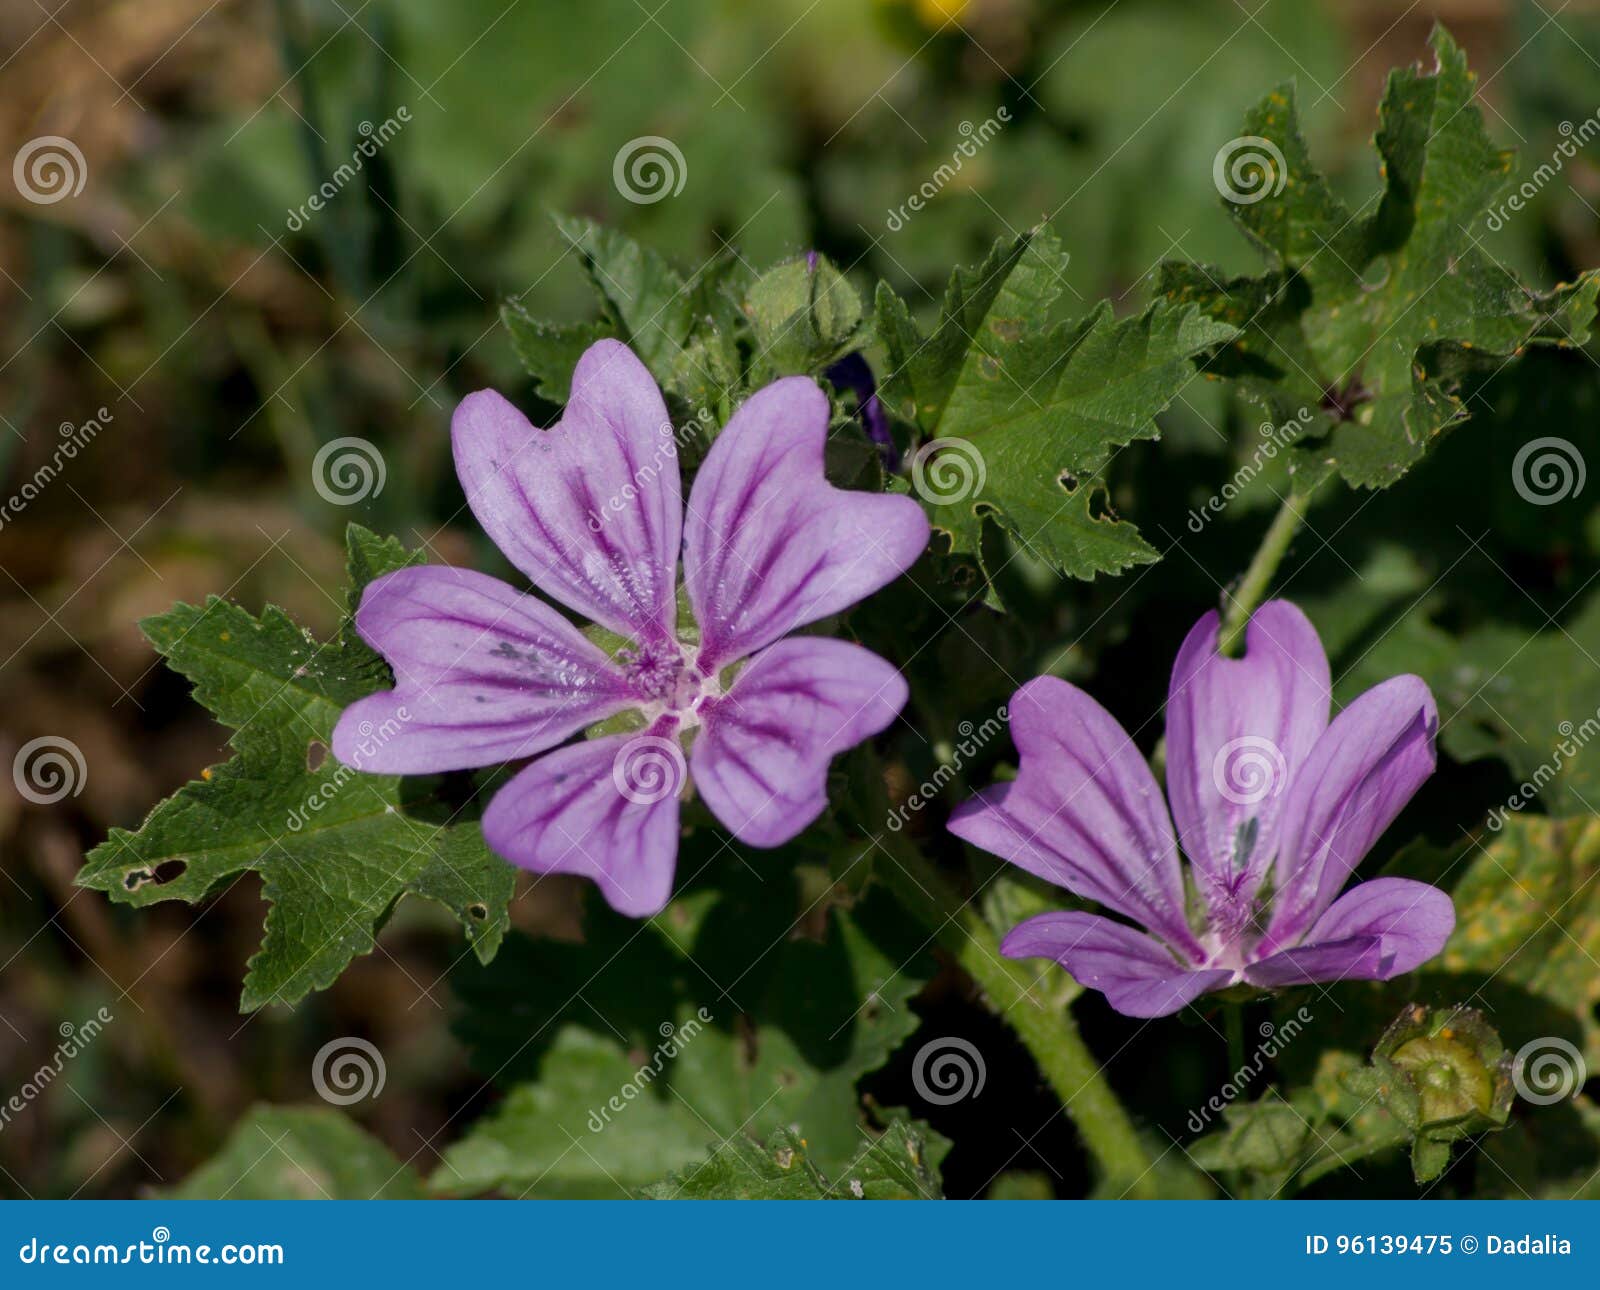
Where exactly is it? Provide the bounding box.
[875,832,1165,1198]
[1216,484,1321,657]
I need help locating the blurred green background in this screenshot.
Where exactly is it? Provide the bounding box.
[5,0,1600,1198]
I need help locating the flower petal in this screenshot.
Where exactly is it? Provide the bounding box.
[1248,877,1454,988]
[682,375,928,670]
[1164,601,1328,907]
[1001,912,1232,1018]
[1267,675,1438,942]
[481,729,684,918]
[452,340,681,643]
[947,676,1200,959]
[691,638,906,847]
[332,565,637,773]
[1240,936,1385,989]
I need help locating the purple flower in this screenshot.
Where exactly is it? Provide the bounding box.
[333,340,929,917]
[948,601,1454,1018]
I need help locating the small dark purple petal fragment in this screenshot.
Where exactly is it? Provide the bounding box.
[1001,912,1232,1019]
[1267,674,1438,944]
[946,676,1200,960]
[452,340,681,644]
[331,565,636,774]
[482,726,683,918]
[691,637,907,847]
[682,374,929,670]
[825,352,899,471]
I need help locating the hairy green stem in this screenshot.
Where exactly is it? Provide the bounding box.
[1216,485,1319,657]
[875,833,1165,1198]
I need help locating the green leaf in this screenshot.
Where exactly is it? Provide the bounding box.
[1409,815,1600,1071]
[168,1105,423,1199]
[878,225,1235,580]
[744,253,863,377]
[1163,25,1600,489]
[641,1122,942,1199]
[77,526,513,1012]
[501,304,614,403]
[552,212,694,378]
[432,882,937,1198]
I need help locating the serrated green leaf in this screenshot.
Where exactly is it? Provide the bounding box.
[501,303,614,403]
[77,526,513,1012]
[168,1105,423,1199]
[878,225,1234,580]
[641,1122,942,1200]
[1164,26,1600,489]
[552,212,693,377]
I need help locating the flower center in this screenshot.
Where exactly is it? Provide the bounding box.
[620,637,714,718]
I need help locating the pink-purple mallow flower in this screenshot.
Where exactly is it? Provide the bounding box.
[949,601,1455,1018]
[332,340,929,917]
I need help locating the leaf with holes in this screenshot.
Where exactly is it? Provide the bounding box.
[876,224,1236,582]
[1161,26,1600,489]
[76,526,514,1012]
